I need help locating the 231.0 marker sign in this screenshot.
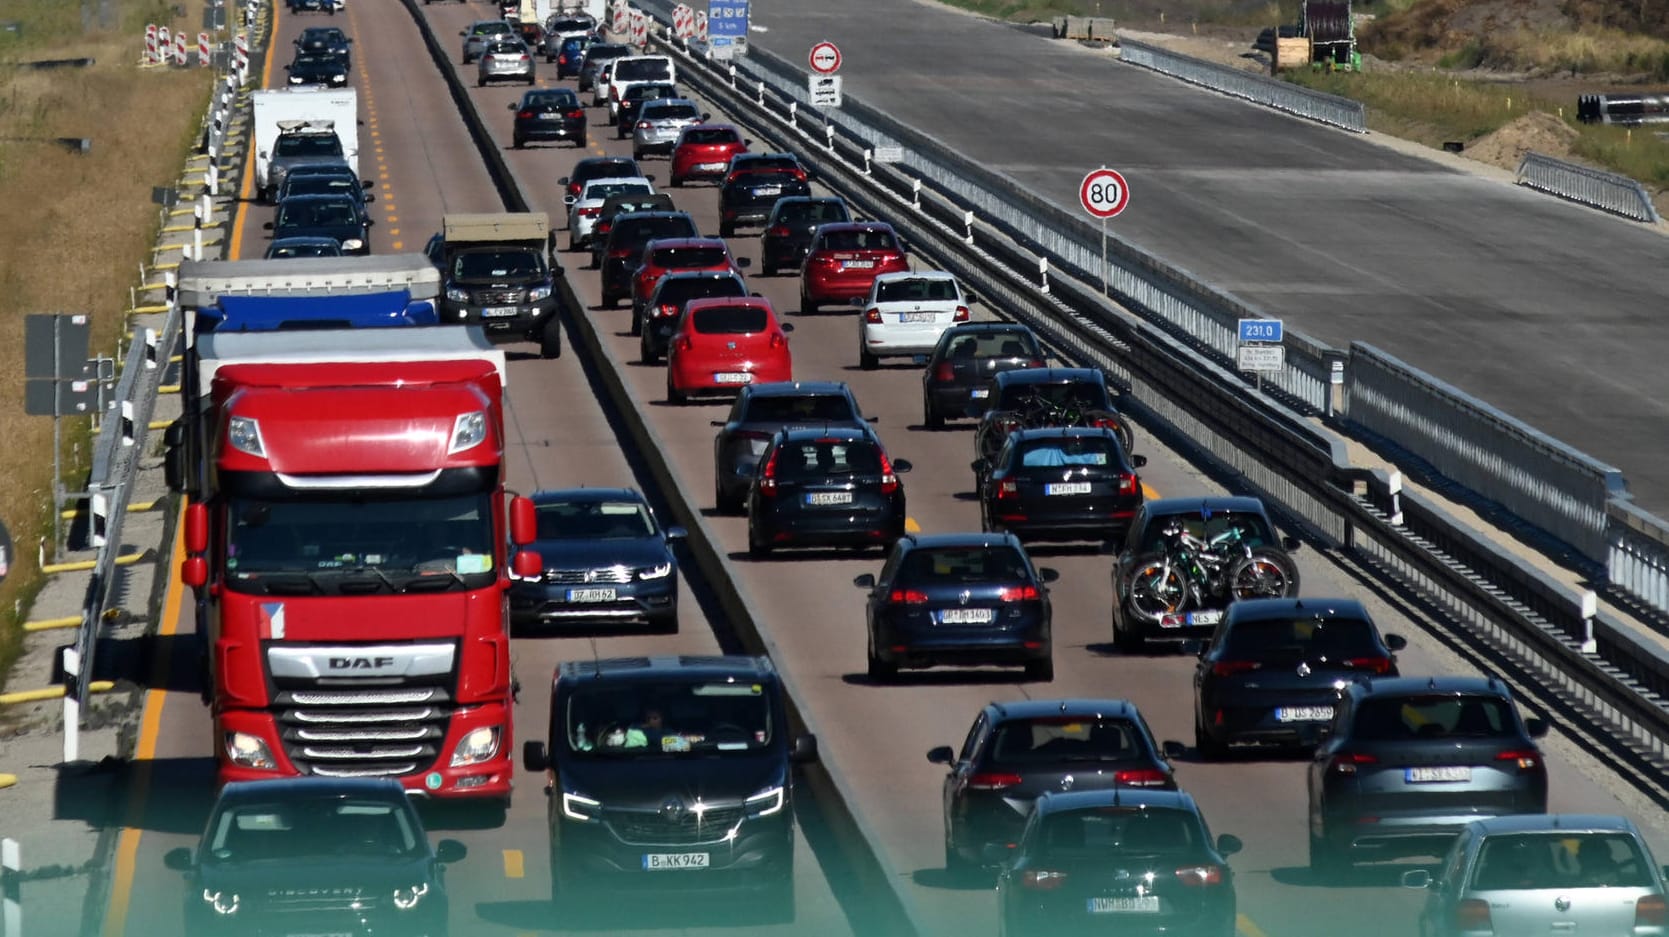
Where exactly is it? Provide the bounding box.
[1079,168,1130,219]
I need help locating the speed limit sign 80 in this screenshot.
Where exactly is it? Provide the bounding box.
[1079,167,1130,219]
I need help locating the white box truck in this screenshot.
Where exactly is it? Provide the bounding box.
[251,87,359,201]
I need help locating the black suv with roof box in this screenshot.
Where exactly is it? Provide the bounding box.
[523,655,816,918]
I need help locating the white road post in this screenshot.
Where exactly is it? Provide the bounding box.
[2,837,19,937]
[1388,471,1403,526]
[1581,590,1599,654]
[62,647,80,763]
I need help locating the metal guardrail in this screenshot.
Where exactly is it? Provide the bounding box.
[1116,38,1368,133]
[1517,152,1661,224]
[651,22,1669,796]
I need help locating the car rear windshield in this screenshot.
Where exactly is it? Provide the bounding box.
[741,156,800,172]
[585,181,649,201]
[617,217,697,247]
[659,277,745,306]
[644,103,700,121]
[733,171,799,190]
[485,41,524,54]
[742,395,856,423]
[276,199,358,226]
[989,717,1142,765]
[684,127,740,144]
[817,229,899,252]
[898,547,1029,583]
[876,277,958,303]
[771,440,883,479]
[1017,438,1119,468]
[1349,694,1516,741]
[472,22,511,35]
[586,44,628,61]
[653,246,727,268]
[550,17,591,31]
[1036,807,1203,860]
[615,58,671,81]
[207,798,421,863]
[1471,833,1653,890]
[940,330,1040,361]
[692,305,767,334]
[624,83,676,102]
[995,380,1107,412]
[274,134,342,157]
[283,177,359,198]
[454,248,547,280]
[777,200,848,224]
[579,161,638,181]
[534,499,654,540]
[564,679,774,756]
[525,91,578,109]
[1219,616,1378,659]
[1131,511,1274,554]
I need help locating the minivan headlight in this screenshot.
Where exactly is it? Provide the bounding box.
[392,882,429,910]
[636,562,672,580]
[562,791,602,822]
[201,889,240,915]
[745,785,784,818]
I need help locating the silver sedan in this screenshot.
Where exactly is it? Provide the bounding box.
[630,99,707,161]
[477,39,534,87]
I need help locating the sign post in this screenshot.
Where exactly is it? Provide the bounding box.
[706,0,748,59]
[1078,167,1129,296]
[1236,317,1285,392]
[808,40,841,74]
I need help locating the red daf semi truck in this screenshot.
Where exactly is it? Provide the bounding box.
[165,314,542,809]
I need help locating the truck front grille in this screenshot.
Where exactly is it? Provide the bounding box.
[275,687,452,778]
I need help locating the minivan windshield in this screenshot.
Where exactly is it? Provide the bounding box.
[565,679,774,756]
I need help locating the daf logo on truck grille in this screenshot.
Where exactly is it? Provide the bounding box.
[330,656,395,670]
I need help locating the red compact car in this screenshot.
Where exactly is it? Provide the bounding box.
[799,221,910,313]
[666,297,793,404]
[629,237,749,322]
[669,124,750,187]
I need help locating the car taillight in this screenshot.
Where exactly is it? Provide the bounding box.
[1495,749,1541,771]
[1019,869,1067,891]
[1114,768,1169,788]
[1092,416,1122,432]
[1637,895,1667,927]
[1174,864,1225,887]
[792,168,808,181]
[559,54,569,64]
[567,109,584,118]
[673,336,693,353]
[757,448,779,496]
[610,86,620,100]
[518,109,535,119]
[596,221,612,235]
[768,225,790,237]
[1211,660,1260,677]
[967,772,1022,791]
[953,305,970,322]
[879,451,899,495]
[577,206,601,217]
[1026,358,1046,367]
[769,332,786,349]
[888,588,928,604]
[997,585,1039,602]
[993,479,1019,502]
[1455,898,1491,932]
[519,54,530,62]
[637,120,651,129]
[655,302,679,318]
[864,308,881,323]
[813,253,841,267]
[1344,656,1393,674]
[933,361,956,382]
[1329,752,1377,775]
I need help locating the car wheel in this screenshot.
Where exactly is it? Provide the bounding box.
[1195,714,1227,761]
[574,134,587,148]
[802,297,819,315]
[859,344,878,370]
[629,310,643,336]
[527,75,536,86]
[539,317,562,359]
[1023,656,1054,683]
[1112,609,1147,654]
[714,484,743,516]
[666,379,686,406]
[923,396,944,430]
[760,262,775,277]
[670,175,683,187]
[866,646,897,683]
[476,76,485,87]
[632,149,642,161]
[719,222,735,238]
[649,610,678,635]
[512,135,525,149]
[1308,832,1346,884]
[567,234,580,252]
[747,523,772,558]
[943,830,974,881]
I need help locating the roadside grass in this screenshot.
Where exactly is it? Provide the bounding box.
[0,1,213,694]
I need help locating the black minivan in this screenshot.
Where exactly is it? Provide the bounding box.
[523,656,816,916]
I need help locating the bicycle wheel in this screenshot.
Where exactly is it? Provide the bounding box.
[1124,555,1188,624]
[1227,547,1300,600]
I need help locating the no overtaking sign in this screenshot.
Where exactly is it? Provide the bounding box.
[809,41,841,74]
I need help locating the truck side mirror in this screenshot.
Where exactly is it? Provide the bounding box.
[510,495,537,545]
[163,420,188,493]
[181,556,207,589]
[522,739,549,772]
[512,550,542,580]
[184,502,209,554]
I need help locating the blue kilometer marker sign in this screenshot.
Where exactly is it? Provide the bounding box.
[1238,318,1283,343]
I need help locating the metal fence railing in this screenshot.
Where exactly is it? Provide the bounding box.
[1517,152,1661,224]
[1116,39,1368,133]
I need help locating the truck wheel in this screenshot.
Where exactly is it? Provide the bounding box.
[539,317,562,359]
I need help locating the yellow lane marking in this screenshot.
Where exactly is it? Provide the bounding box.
[1142,482,1161,500]
[905,517,921,533]
[502,849,525,878]
[392,241,404,250]
[386,215,398,223]
[389,228,400,236]
[1238,913,1271,937]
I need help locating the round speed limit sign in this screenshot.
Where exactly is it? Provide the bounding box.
[1079,168,1130,219]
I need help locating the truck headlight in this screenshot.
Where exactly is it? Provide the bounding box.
[201,889,240,915]
[449,410,488,453]
[449,726,500,767]
[527,285,552,302]
[227,416,265,457]
[636,562,672,580]
[745,785,785,818]
[224,732,276,770]
[391,882,429,910]
[561,791,602,822]
[341,238,364,251]
[445,286,470,303]
[288,75,304,84]
[330,73,346,83]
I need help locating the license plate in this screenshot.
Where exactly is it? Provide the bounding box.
[566,588,617,603]
[714,372,752,384]
[1046,482,1092,496]
[805,491,853,506]
[970,388,990,398]
[539,113,564,120]
[697,161,725,171]
[842,260,876,269]
[900,312,936,323]
[1158,609,1224,629]
[1407,766,1471,783]
[1275,706,1333,723]
[1088,896,1160,914]
[643,852,710,870]
[482,306,519,318]
[939,608,995,625]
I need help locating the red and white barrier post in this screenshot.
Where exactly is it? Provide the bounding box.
[144,24,159,64]
[198,31,211,67]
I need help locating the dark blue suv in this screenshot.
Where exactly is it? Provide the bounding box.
[744,425,910,557]
[712,381,871,514]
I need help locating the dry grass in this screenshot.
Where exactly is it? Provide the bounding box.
[1288,68,1563,142]
[0,0,213,691]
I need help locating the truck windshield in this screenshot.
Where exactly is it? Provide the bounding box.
[564,679,774,757]
[225,493,495,592]
[454,249,547,281]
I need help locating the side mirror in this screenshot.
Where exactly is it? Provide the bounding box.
[508,102,518,110]
[791,733,819,764]
[744,139,753,146]
[1384,633,1408,651]
[970,459,987,475]
[1400,869,1432,889]
[643,173,656,182]
[1282,535,1302,552]
[1526,717,1550,738]
[522,739,549,772]
[663,526,687,542]
[926,745,954,765]
[780,322,795,333]
[185,502,209,554]
[853,573,876,589]
[512,550,543,579]
[163,847,194,872]
[181,556,208,589]
[365,219,375,226]
[364,194,375,203]
[460,29,468,35]
[734,257,751,269]
[892,458,912,474]
[848,296,866,307]
[263,221,275,230]
[557,176,569,186]
[362,179,373,189]
[1217,834,1244,857]
[1132,454,1148,468]
[1161,740,1187,759]
[967,294,981,306]
[701,112,711,120]
[1037,567,1060,583]
[510,495,537,545]
[435,840,468,863]
[163,420,188,493]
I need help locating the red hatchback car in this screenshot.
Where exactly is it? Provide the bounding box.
[666,297,793,404]
[629,236,749,321]
[669,124,750,187]
[799,221,910,313]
